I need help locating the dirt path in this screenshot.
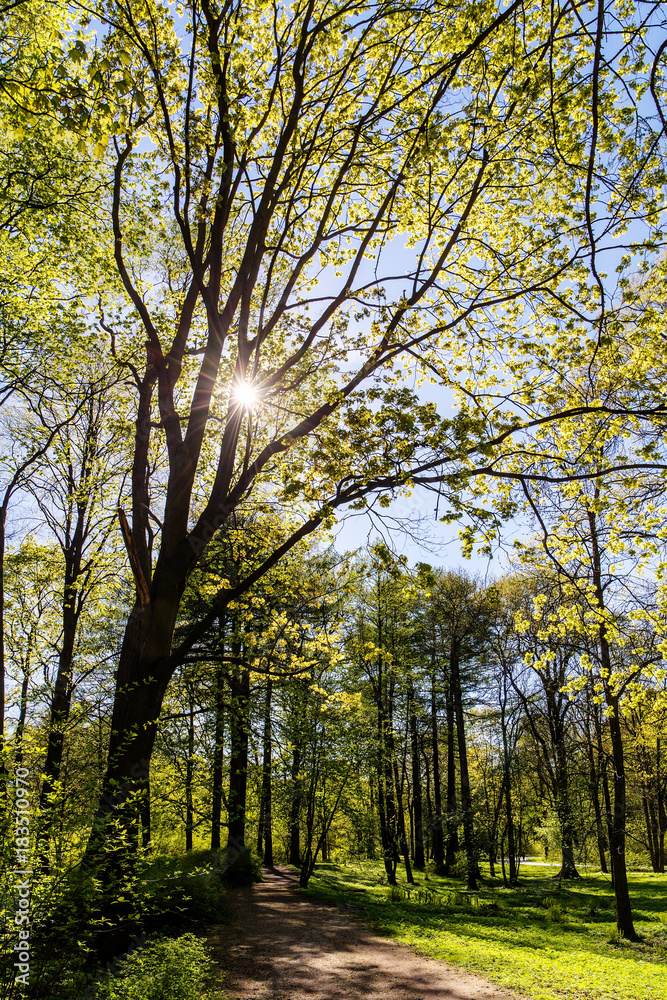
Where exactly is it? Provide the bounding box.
[208,866,518,1000]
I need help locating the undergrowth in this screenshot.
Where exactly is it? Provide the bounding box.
[303,861,667,1000]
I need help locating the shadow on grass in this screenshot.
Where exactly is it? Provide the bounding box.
[302,860,667,998]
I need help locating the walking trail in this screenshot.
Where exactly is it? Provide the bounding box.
[207,865,518,1000]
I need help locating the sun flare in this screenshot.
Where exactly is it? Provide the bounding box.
[233,381,259,409]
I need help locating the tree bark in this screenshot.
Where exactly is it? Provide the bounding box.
[227,663,250,857]
[430,664,445,873]
[185,692,195,851]
[408,677,425,869]
[289,739,302,867]
[451,641,477,889]
[257,678,273,866]
[393,757,414,884]
[211,663,226,850]
[588,509,636,939]
[549,688,579,880]
[444,675,459,873]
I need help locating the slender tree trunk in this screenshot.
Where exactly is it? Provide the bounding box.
[605,694,636,938]
[289,739,302,867]
[588,509,636,939]
[657,737,666,873]
[643,791,657,872]
[38,552,83,860]
[488,772,506,879]
[586,704,608,872]
[211,663,225,851]
[451,642,477,889]
[444,676,459,873]
[596,709,615,887]
[503,748,516,884]
[500,831,507,886]
[422,744,433,863]
[227,663,250,857]
[393,758,414,884]
[257,678,273,866]
[374,655,398,885]
[14,663,30,768]
[185,692,195,851]
[408,678,425,869]
[551,702,579,880]
[430,665,445,874]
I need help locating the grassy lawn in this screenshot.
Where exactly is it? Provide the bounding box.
[302,861,667,1000]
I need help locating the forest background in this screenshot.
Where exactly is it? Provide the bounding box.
[2,1,667,998]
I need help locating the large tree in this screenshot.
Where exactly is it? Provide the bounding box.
[68,0,667,878]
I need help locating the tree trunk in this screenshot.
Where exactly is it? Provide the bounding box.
[408,678,425,870]
[374,656,398,885]
[430,665,445,874]
[588,509,636,939]
[185,692,195,852]
[211,664,226,851]
[422,743,433,863]
[227,663,250,857]
[289,739,302,867]
[14,660,30,767]
[444,676,459,874]
[503,749,517,884]
[38,547,83,860]
[586,713,608,872]
[451,642,477,889]
[606,695,636,938]
[596,709,615,886]
[657,737,666,873]
[393,758,414,884]
[643,791,658,872]
[84,590,179,868]
[551,698,579,880]
[488,772,505,879]
[257,678,273,866]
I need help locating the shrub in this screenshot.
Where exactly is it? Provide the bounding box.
[96,933,213,1000]
[606,926,624,946]
[139,851,229,928]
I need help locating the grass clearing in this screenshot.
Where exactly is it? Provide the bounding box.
[302,861,667,1000]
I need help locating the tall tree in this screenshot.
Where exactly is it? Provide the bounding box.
[54,0,667,882]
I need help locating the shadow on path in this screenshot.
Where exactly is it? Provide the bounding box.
[208,865,518,1000]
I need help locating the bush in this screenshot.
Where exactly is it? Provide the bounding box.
[139,851,229,928]
[606,926,624,946]
[96,933,213,1000]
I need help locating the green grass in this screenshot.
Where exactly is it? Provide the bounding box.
[302,861,667,1000]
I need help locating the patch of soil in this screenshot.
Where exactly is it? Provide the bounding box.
[207,865,519,1000]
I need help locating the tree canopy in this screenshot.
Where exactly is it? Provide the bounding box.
[2,0,667,991]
